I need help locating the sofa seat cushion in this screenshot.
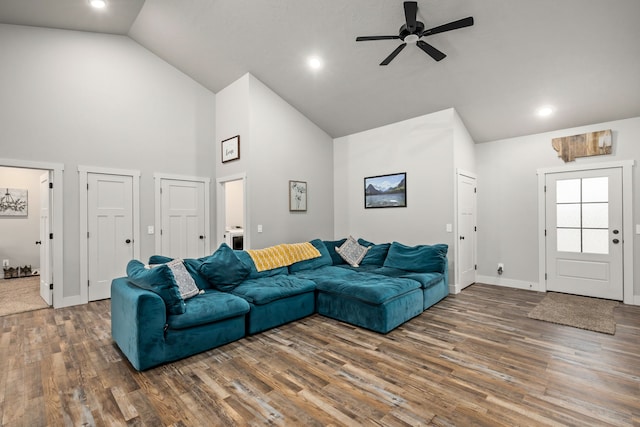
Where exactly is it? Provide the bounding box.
[167,290,250,330]
[374,267,444,289]
[231,276,316,305]
[313,272,420,305]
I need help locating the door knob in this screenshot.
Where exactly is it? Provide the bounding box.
[612,239,620,244]
[125,239,131,244]
[612,229,619,234]
[459,236,465,240]
[199,235,205,240]
[35,240,41,245]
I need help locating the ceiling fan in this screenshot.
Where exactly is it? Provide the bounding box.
[356,1,474,65]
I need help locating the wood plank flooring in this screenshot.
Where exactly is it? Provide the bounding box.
[1,283,639,426]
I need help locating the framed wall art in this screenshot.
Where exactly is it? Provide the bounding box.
[0,188,28,216]
[221,135,240,163]
[364,172,406,208]
[289,180,307,211]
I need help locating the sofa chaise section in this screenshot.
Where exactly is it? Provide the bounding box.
[111,277,249,371]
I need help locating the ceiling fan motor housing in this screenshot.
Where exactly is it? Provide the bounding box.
[399,21,425,40]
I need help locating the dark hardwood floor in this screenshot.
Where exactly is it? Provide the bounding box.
[1,283,639,426]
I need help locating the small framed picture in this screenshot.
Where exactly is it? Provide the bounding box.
[289,180,307,212]
[221,135,240,163]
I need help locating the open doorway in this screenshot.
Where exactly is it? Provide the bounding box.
[0,166,51,315]
[216,174,247,250]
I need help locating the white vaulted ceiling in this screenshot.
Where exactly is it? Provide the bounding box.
[1,0,639,142]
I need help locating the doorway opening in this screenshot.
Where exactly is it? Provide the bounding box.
[0,159,64,310]
[216,174,247,250]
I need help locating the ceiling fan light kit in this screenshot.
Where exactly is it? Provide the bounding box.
[356,1,473,66]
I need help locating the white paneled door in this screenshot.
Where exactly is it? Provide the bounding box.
[88,173,134,301]
[545,168,623,300]
[457,172,476,290]
[160,179,206,259]
[39,172,52,305]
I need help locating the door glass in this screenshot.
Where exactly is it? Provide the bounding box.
[556,177,609,254]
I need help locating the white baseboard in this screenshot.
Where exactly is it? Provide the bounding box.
[476,275,542,292]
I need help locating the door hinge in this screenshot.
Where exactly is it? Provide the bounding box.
[49,233,53,239]
[474,187,477,193]
[544,185,547,192]
[49,283,53,290]
[88,280,90,286]
[49,182,53,189]
[474,226,477,232]
[545,273,547,280]
[87,183,89,190]
[160,229,163,235]
[544,229,547,236]
[87,232,90,238]
[474,264,477,270]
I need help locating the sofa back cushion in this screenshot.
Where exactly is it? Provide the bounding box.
[149,255,211,290]
[234,250,288,279]
[288,239,333,273]
[323,238,347,265]
[126,259,186,315]
[198,243,251,291]
[383,242,448,273]
[357,239,391,266]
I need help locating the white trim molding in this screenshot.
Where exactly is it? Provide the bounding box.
[536,159,636,305]
[477,275,541,292]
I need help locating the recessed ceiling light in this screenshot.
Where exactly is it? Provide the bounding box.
[536,106,554,117]
[90,0,106,9]
[307,56,323,70]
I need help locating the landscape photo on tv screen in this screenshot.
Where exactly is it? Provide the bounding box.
[364,172,406,208]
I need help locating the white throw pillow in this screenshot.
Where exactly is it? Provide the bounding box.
[335,236,369,267]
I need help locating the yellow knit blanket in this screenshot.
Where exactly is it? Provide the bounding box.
[247,242,321,272]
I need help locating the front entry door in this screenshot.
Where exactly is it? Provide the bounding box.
[545,167,623,300]
[88,173,134,301]
[160,179,206,259]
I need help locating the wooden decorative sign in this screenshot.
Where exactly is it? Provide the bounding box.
[552,129,612,162]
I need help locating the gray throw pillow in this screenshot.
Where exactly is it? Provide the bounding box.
[335,236,369,267]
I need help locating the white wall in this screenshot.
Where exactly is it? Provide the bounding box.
[0,167,42,271]
[476,116,640,299]
[215,73,334,249]
[0,24,215,305]
[334,109,456,265]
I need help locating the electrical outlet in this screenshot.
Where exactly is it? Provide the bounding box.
[2,259,9,267]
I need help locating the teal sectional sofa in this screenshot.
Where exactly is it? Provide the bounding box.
[111,238,448,371]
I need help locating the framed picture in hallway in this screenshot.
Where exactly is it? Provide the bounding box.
[221,135,240,163]
[364,172,406,208]
[289,180,307,211]
[0,188,28,216]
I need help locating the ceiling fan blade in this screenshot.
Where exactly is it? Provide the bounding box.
[416,40,446,61]
[421,16,474,37]
[404,1,418,32]
[380,43,407,66]
[356,35,401,41]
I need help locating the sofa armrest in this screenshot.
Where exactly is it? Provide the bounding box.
[111,277,167,371]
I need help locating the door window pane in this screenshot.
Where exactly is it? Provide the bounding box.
[583,229,609,254]
[557,228,581,252]
[582,177,608,203]
[556,179,581,203]
[582,203,608,228]
[557,204,581,228]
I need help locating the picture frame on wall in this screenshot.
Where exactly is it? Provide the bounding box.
[364,172,406,208]
[221,135,240,163]
[0,188,28,216]
[289,180,307,211]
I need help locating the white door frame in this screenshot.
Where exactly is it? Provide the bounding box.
[0,158,64,307]
[216,173,248,249]
[154,173,211,256]
[454,169,477,294]
[537,160,635,305]
[79,166,140,304]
